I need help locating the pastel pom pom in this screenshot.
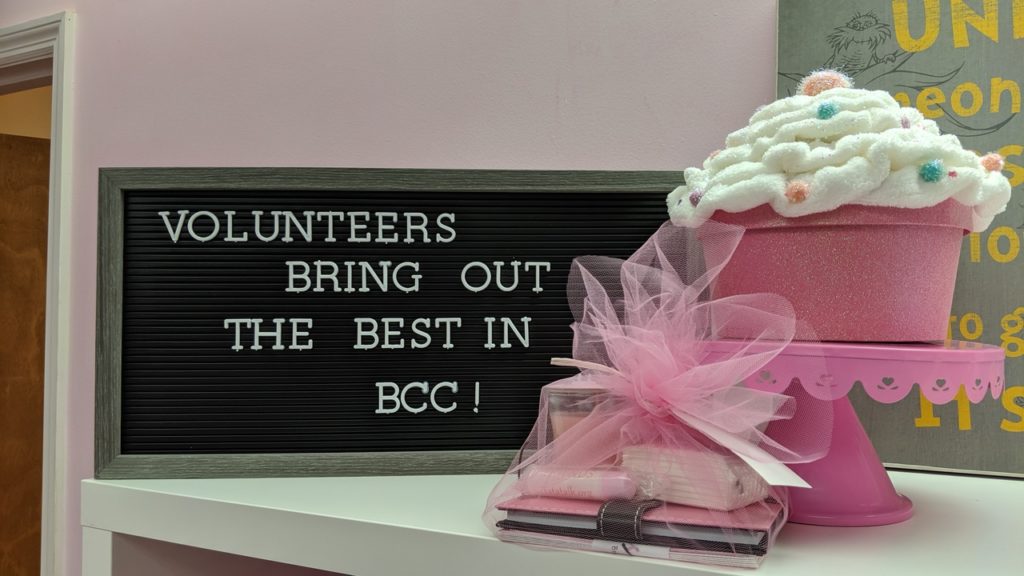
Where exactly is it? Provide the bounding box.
[817,101,839,120]
[919,160,945,183]
[797,69,853,97]
[688,188,704,206]
[980,153,1005,172]
[785,181,809,203]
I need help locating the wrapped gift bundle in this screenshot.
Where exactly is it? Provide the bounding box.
[484,222,834,568]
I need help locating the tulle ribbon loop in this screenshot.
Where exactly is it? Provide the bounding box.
[552,221,833,488]
[550,357,624,378]
[551,356,810,487]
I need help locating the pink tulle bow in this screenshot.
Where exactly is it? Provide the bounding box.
[542,221,833,487]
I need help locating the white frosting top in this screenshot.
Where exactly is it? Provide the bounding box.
[667,87,1012,232]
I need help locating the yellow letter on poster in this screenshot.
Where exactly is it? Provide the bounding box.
[990,78,1021,114]
[915,392,941,427]
[917,86,946,118]
[951,0,1000,47]
[954,388,973,431]
[1001,307,1024,358]
[1014,0,1024,39]
[968,233,982,262]
[951,82,984,116]
[893,0,941,52]
[987,227,1021,263]
[1001,387,1024,432]
[997,144,1024,187]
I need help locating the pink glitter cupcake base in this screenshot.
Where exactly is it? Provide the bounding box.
[706,340,1004,405]
[710,201,974,342]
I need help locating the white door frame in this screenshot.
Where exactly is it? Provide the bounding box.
[0,12,75,576]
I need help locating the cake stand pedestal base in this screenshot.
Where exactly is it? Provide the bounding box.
[787,397,913,526]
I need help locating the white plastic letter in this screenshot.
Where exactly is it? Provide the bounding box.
[317,211,345,242]
[435,317,462,350]
[392,261,421,293]
[461,261,491,292]
[286,261,311,293]
[253,210,281,242]
[493,260,521,292]
[290,318,314,350]
[281,211,315,243]
[359,260,391,293]
[483,317,497,349]
[348,211,371,242]
[158,210,189,243]
[431,381,458,413]
[410,317,432,349]
[354,318,379,350]
[223,318,251,351]
[404,212,430,243]
[381,317,405,349]
[376,382,401,414]
[501,316,531,349]
[224,211,248,242]
[313,260,340,293]
[401,382,429,414]
[524,261,551,293]
[435,212,456,243]
[187,210,220,242]
[376,212,399,243]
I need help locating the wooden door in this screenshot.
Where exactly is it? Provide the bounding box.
[0,133,49,576]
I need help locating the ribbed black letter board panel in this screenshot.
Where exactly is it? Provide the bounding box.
[96,168,679,478]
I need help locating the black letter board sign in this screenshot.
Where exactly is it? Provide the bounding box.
[95,168,680,478]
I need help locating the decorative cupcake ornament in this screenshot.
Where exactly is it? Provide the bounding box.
[980,152,1005,173]
[797,69,853,96]
[667,70,1012,232]
[785,181,809,203]
[919,160,946,183]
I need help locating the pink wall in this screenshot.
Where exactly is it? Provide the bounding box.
[1,1,779,574]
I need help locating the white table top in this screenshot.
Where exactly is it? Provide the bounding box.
[81,471,1023,575]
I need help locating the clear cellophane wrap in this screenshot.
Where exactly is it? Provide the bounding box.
[484,222,833,568]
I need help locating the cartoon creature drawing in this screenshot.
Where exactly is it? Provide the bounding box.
[778,10,1014,138]
[825,11,898,74]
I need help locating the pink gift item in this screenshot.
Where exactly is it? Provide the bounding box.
[706,338,1004,526]
[484,222,835,567]
[710,200,972,341]
[544,379,606,440]
[620,444,771,511]
[519,466,638,501]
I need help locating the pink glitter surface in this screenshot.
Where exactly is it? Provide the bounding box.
[711,201,972,342]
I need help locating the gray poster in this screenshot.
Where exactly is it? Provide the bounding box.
[777,0,1023,476]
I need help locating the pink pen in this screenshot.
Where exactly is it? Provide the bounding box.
[521,466,638,500]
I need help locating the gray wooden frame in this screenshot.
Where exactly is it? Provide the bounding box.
[95,167,683,479]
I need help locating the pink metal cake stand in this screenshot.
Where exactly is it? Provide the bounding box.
[707,340,1005,527]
